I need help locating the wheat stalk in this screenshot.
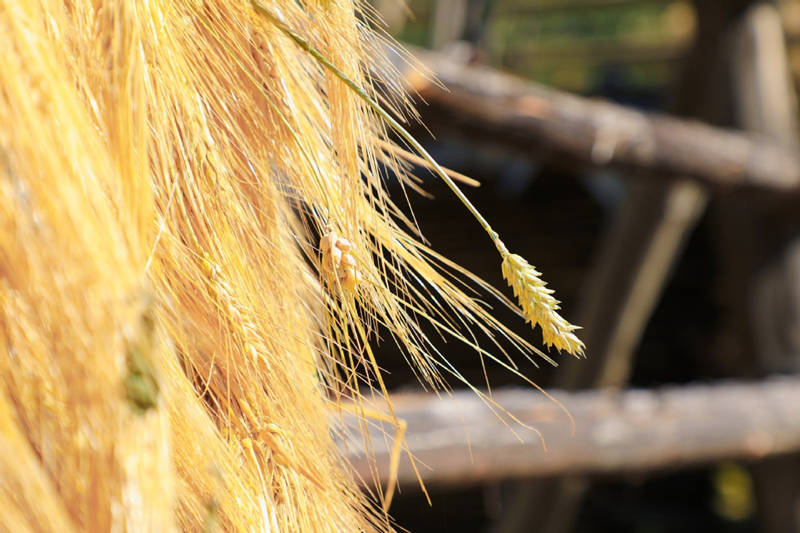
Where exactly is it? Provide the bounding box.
[0,2,585,532]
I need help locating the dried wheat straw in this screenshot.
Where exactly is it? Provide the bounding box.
[0,1,582,531]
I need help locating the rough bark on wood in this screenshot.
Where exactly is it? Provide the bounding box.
[389,46,800,191]
[338,378,800,487]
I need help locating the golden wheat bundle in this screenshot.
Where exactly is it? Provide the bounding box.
[0,1,582,532]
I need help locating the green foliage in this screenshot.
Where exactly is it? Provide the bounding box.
[387,0,694,95]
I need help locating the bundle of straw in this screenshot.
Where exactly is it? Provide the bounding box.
[0,1,582,531]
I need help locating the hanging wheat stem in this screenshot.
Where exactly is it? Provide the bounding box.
[253,1,585,356]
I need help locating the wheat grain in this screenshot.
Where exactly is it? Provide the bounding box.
[498,244,585,357]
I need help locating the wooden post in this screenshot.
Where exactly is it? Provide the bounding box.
[430,0,469,49]
[730,5,800,533]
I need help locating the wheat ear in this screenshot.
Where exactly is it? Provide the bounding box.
[497,242,585,356]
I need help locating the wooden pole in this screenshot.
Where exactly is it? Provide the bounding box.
[390,46,800,191]
[338,378,800,487]
[729,5,800,533]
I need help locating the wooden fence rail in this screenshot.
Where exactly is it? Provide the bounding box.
[389,47,800,191]
[338,377,800,487]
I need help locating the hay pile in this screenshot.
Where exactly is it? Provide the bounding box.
[0,1,581,531]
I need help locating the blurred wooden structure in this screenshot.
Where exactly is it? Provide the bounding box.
[397,47,800,190]
[369,0,800,531]
[342,377,800,485]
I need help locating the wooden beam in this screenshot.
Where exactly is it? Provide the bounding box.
[338,378,800,487]
[391,47,800,191]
